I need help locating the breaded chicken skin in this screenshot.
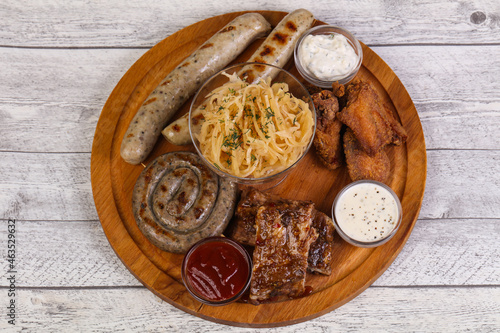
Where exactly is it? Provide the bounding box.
[343,128,390,183]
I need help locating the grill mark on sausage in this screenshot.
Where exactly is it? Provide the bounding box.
[259,45,275,57]
[194,207,204,219]
[173,168,187,177]
[192,113,204,125]
[243,71,256,83]
[143,216,176,239]
[272,32,289,45]
[242,71,256,83]
[177,191,188,205]
[286,21,297,32]
[251,61,266,72]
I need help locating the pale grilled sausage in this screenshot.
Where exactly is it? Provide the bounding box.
[132,152,238,253]
[162,9,315,146]
[120,13,271,164]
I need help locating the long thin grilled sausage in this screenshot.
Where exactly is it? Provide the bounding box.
[161,9,315,146]
[120,13,271,165]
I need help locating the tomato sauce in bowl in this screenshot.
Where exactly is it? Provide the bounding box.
[182,237,252,305]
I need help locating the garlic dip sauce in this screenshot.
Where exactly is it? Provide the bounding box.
[298,33,358,81]
[333,181,402,246]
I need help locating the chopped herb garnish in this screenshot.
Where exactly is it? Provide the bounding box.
[265,107,275,119]
[222,128,243,150]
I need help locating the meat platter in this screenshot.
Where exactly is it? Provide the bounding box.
[91,10,426,327]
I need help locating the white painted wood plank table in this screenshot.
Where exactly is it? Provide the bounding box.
[1,0,499,331]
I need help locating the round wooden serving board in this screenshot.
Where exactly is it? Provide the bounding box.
[91,10,426,327]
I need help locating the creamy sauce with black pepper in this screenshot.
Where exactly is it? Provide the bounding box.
[334,183,399,242]
[298,33,358,80]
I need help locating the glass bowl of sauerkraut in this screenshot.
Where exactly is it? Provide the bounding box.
[189,62,316,185]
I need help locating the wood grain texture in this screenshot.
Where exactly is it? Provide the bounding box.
[0,152,98,220]
[2,45,499,153]
[2,0,500,331]
[1,0,499,47]
[377,218,500,286]
[2,150,499,221]
[0,287,498,332]
[422,150,500,219]
[0,218,498,288]
[0,220,139,287]
[90,11,426,326]
[0,47,143,153]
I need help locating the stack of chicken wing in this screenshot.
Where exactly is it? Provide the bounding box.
[311,78,407,183]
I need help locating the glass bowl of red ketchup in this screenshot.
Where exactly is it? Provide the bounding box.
[181,237,252,306]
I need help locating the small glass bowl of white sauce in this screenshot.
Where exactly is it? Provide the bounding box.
[294,25,363,88]
[332,180,402,248]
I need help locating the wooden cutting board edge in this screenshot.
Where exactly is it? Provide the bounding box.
[90,10,427,327]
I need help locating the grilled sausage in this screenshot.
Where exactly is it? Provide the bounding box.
[132,152,238,253]
[120,13,271,164]
[161,9,315,146]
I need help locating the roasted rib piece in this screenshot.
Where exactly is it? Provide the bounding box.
[224,188,273,246]
[343,128,391,183]
[334,79,407,156]
[312,90,344,170]
[225,188,335,275]
[249,201,317,304]
[308,209,335,275]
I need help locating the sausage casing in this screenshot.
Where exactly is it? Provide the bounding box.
[161,9,315,146]
[132,152,238,253]
[121,13,271,164]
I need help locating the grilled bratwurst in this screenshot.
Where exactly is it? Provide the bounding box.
[120,13,271,164]
[161,9,315,146]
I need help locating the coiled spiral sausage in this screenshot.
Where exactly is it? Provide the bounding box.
[132,152,238,253]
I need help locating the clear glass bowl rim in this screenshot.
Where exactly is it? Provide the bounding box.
[188,62,317,184]
[294,24,363,87]
[331,180,403,248]
[181,236,253,306]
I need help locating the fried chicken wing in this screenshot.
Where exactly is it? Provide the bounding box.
[343,128,390,183]
[312,90,344,170]
[378,102,408,146]
[335,79,407,156]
